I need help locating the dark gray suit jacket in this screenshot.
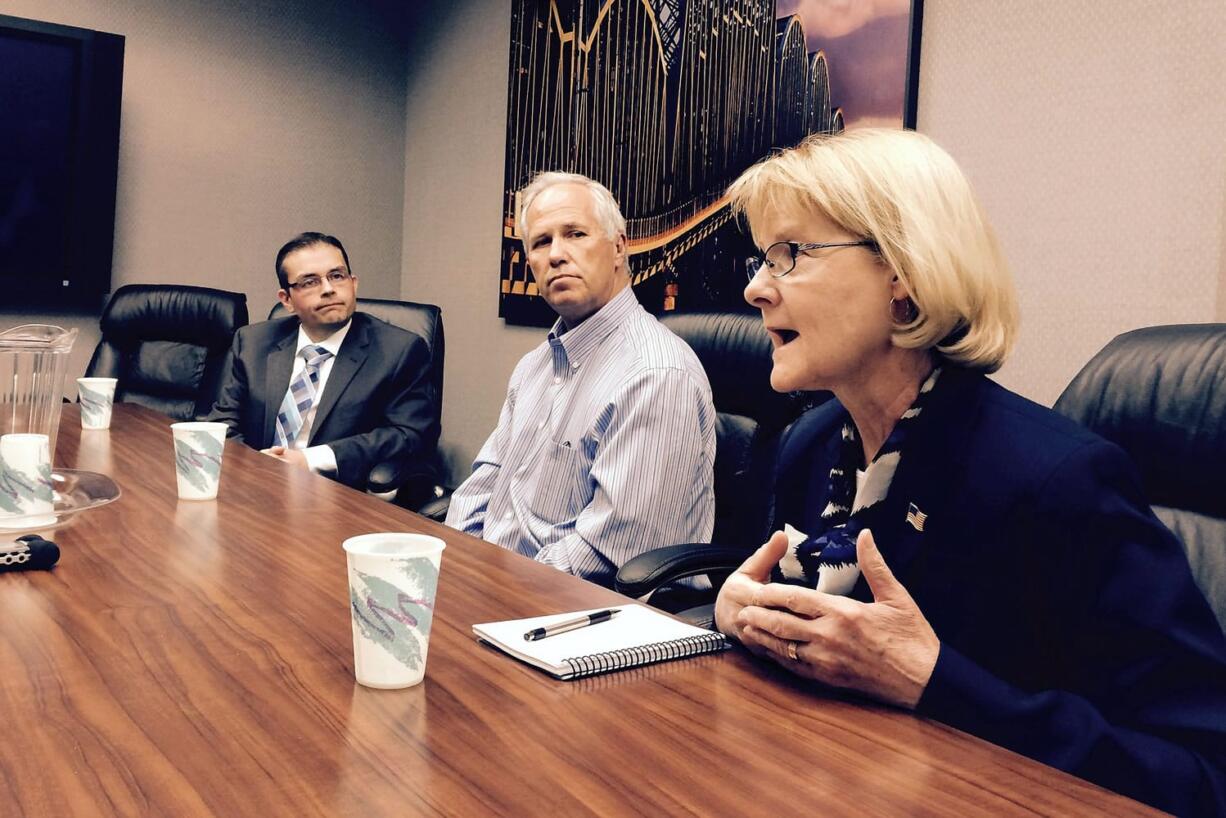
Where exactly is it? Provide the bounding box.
[208,312,439,488]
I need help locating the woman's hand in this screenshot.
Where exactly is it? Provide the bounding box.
[713,531,789,644]
[737,528,940,709]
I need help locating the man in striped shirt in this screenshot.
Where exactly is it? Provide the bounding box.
[446,172,716,586]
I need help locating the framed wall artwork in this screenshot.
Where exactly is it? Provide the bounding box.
[499,0,923,325]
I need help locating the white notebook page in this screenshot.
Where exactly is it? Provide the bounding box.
[473,604,719,676]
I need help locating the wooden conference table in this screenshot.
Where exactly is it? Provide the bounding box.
[0,404,1160,817]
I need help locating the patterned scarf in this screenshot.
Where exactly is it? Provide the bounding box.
[775,368,942,594]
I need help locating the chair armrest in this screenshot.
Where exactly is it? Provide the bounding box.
[615,542,747,600]
[367,460,405,494]
[367,460,450,519]
[368,460,437,499]
[415,490,451,522]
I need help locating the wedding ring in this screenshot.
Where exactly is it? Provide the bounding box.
[785,640,800,662]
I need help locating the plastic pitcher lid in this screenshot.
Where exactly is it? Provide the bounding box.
[0,324,79,351]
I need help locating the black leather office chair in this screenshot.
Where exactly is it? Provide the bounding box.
[268,297,447,516]
[85,284,249,421]
[615,312,818,626]
[1054,323,1226,633]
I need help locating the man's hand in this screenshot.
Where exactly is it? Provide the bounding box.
[736,529,939,709]
[714,531,789,643]
[259,445,309,470]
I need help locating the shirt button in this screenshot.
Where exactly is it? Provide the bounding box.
[572,362,580,370]
[553,376,561,384]
[503,511,512,520]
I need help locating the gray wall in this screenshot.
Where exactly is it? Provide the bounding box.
[400,0,539,483]
[0,0,411,383]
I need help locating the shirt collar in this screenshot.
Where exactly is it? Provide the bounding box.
[547,285,639,367]
[295,317,352,358]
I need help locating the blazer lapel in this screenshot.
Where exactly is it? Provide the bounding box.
[309,315,370,443]
[262,328,299,446]
[772,402,847,536]
[850,368,989,602]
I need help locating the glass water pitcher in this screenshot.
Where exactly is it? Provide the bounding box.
[0,324,79,465]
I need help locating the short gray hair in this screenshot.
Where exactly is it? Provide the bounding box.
[517,172,627,242]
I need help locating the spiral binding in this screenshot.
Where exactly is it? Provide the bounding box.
[561,632,728,679]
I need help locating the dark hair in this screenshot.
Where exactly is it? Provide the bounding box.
[275,232,351,289]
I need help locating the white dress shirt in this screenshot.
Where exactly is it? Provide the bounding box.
[286,319,352,475]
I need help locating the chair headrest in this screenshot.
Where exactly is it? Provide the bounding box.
[100,285,248,348]
[268,299,440,347]
[659,311,808,430]
[1053,323,1226,517]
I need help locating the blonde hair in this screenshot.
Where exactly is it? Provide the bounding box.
[728,128,1018,372]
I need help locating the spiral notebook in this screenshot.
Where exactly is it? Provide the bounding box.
[473,604,729,680]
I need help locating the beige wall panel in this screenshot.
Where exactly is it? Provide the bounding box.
[918,0,1226,404]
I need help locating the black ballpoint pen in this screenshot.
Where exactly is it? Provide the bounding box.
[524,608,619,641]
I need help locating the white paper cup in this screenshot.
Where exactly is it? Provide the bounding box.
[77,377,118,430]
[170,422,228,500]
[0,433,55,528]
[343,533,445,689]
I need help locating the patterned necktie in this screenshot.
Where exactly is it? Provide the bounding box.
[274,345,334,448]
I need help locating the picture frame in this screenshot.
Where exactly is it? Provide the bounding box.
[499,0,923,325]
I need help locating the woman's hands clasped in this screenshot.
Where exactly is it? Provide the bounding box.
[715,528,940,710]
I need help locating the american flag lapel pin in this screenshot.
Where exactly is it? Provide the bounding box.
[906,502,927,532]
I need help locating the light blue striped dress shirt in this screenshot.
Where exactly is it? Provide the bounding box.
[446,286,716,586]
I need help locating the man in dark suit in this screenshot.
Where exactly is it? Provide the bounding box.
[208,232,438,490]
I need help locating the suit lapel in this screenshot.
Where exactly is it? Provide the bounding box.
[850,368,988,602]
[262,326,299,446]
[309,315,370,443]
[772,402,847,535]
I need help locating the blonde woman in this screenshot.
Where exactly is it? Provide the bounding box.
[715,128,1226,815]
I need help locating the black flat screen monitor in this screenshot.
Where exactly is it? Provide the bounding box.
[0,14,123,306]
